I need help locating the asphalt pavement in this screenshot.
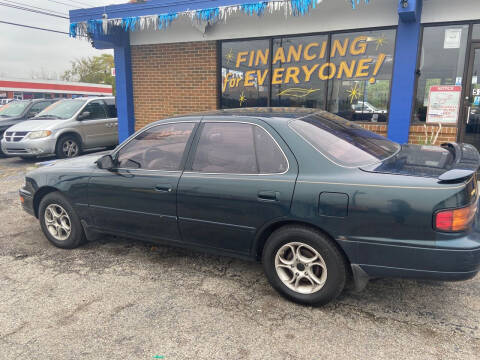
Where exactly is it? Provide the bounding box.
[0,155,479,360]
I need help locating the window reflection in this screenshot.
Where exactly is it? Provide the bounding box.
[327,30,396,123]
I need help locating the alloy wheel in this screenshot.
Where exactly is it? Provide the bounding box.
[62,140,79,157]
[44,204,71,241]
[274,242,328,294]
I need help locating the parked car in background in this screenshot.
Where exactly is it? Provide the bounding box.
[351,101,388,122]
[1,97,117,159]
[0,99,57,156]
[19,108,480,306]
[0,98,14,106]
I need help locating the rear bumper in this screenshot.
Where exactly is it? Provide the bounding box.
[339,234,480,281]
[1,138,56,157]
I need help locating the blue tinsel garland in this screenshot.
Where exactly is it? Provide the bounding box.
[70,0,371,38]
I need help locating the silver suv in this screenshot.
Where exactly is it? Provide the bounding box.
[1,97,118,159]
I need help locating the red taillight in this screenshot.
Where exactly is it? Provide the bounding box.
[434,202,477,232]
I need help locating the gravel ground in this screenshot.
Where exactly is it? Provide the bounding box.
[0,155,479,360]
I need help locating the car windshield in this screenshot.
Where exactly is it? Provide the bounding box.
[0,101,29,118]
[289,111,400,167]
[35,99,86,120]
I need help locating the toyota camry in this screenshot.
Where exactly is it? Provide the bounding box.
[19,108,480,305]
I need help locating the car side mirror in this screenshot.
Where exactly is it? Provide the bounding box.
[78,111,90,120]
[96,154,115,170]
[28,112,38,118]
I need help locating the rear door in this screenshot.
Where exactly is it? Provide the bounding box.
[177,118,298,256]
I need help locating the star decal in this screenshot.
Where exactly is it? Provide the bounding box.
[225,48,234,65]
[239,91,247,106]
[375,34,388,51]
[346,83,363,104]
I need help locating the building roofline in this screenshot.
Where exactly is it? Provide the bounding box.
[0,77,112,89]
[69,0,260,23]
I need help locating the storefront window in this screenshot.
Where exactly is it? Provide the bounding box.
[327,30,396,123]
[221,39,269,108]
[221,29,396,123]
[413,25,469,123]
[271,35,328,108]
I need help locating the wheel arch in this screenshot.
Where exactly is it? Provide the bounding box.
[253,219,351,265]
[33,186,60,218]
[55,131,83,147]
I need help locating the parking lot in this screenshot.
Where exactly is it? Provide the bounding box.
[0,155,479,360]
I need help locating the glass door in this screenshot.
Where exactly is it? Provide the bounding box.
[462,44,480,151]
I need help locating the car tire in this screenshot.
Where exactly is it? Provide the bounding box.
[38,192,86,249]
[56,135,81,159]
[262,225,348,306]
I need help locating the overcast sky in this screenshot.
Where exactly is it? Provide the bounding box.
[0,0,126,80]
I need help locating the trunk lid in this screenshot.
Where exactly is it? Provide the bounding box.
[361,142,480,182]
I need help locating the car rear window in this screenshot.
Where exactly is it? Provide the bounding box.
[289,112,400,167]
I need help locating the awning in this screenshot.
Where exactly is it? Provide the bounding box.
[69,0,371,38]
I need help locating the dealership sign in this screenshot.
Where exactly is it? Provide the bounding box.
[222,36,387,93]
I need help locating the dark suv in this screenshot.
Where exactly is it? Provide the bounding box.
[0,99,57,155]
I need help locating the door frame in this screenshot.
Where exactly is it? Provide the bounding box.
[458,40,480,142]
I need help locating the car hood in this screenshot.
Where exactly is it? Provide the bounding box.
[6,119,65,132]
[36,152,108,170]
[361,142,480,181]
[0,118,23,130]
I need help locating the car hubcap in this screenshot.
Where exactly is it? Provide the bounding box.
[62,140,78,157]
[275,242,327,294]
[44,204,71,241]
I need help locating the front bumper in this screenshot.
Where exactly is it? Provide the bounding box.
[19,188,35,217]
[339,234,480,281]
[1,138,56,157]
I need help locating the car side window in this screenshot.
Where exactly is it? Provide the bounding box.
[104,98,117,118]
[116,122,196,171]
[253,126,288,173]
[191,122,287,174]
[27,101,51,117]
[82,100,107,120]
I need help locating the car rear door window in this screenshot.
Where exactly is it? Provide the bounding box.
[116,122,195,171]
[254,126,288,173]
[191,122,288,174]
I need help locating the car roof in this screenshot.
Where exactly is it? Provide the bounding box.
[57,96,114,101]
[159,107,323,123]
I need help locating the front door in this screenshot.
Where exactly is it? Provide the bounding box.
[88,121,198,242]
[462,44,480,151]
[177,119,298,256]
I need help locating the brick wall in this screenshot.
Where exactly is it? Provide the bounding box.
[408,124,457,145]
[359,123,388,137]
[131,41,218,131]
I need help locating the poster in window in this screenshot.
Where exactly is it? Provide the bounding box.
[426,85,462,124]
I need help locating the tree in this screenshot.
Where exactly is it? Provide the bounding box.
[61,54,115,94]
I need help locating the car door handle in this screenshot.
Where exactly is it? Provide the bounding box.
[258,190,279,201]
[155,184,173,193]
